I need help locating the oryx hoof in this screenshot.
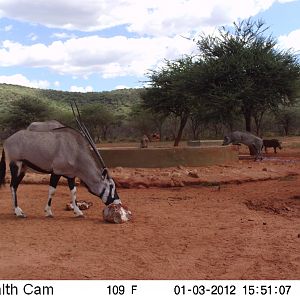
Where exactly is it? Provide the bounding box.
[75,214,85,218]
[15,208,26,218]
[73,208,84,217]
[44,210,54,218]
[17,214,26,218]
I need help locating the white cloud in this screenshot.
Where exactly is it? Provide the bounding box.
[114,84,143,90]
[0,74,50,89]
[28,32,38,41]
[114,85,131,90]
[53,80,60,87]
[4,24,12,31]
[0,35,197,78]
[278,29,300,52]
[278,0,297,3]
[51,32,77,40]
[125,0,278,37]
[0,39,68,67]
[0,0,289,37]
[69,85,93,93]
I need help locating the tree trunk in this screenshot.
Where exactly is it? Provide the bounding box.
[244,111,252,132]
[102,125,109,141]
[244,111,255,155]
[158,124,163,142]
[173,115,188,147]
[253,110,265,137]
[284,124,289,136]
[192,125,197,140]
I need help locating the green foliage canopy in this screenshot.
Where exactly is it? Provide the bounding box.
[81,103,117,141]
[3,96,52,131]
[142,56,205,145]
[197,19,300,132]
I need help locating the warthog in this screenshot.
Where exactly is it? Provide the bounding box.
[263,139,282,153]
[222,131,263,160]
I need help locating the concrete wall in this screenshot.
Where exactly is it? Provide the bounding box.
[100,146,238,168]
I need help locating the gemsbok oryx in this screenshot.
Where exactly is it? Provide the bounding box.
[0,113,122,218]
[222,131,263,160]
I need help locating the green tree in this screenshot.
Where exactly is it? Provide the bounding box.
[273,105,300,135]
[80,103,116,142]
[197,18,300,133]
[3,96,51,131]
[129,103,167,140]
[53,110,76,127]
[142,56,202,146]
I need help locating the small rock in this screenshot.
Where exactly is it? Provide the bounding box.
[171,180,185,187]
[298,233,300,238]
[188,170,199,178]
[262,168,267,171]
[103,203,132,224]
[263,222,267,225]
[114,166,124,173]
[137,184,147,189]
[172,172,181,178]
[161,172,171,177]
[120,181,131,188]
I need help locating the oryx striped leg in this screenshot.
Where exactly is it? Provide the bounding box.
[67,177,83,217]
[9,161,26,217]
[45,174,61,217]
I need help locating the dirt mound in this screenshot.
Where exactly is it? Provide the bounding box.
[245,196,300,218]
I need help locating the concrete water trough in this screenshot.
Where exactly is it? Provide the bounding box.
[99,145,238,168]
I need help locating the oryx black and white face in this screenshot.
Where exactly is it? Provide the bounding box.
[99,168,121,206]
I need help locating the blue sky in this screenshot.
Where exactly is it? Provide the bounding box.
[0,0,299,92]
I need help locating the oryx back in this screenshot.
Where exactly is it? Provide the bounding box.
[27,120,64,132]
[3,128,95,177]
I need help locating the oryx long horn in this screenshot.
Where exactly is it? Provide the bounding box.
[70,101,107,169]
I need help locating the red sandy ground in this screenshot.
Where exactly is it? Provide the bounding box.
[0,147,299,280]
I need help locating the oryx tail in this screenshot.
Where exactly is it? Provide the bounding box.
[0,149,6,186]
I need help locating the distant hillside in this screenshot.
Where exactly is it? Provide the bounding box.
[0,84,143,115]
